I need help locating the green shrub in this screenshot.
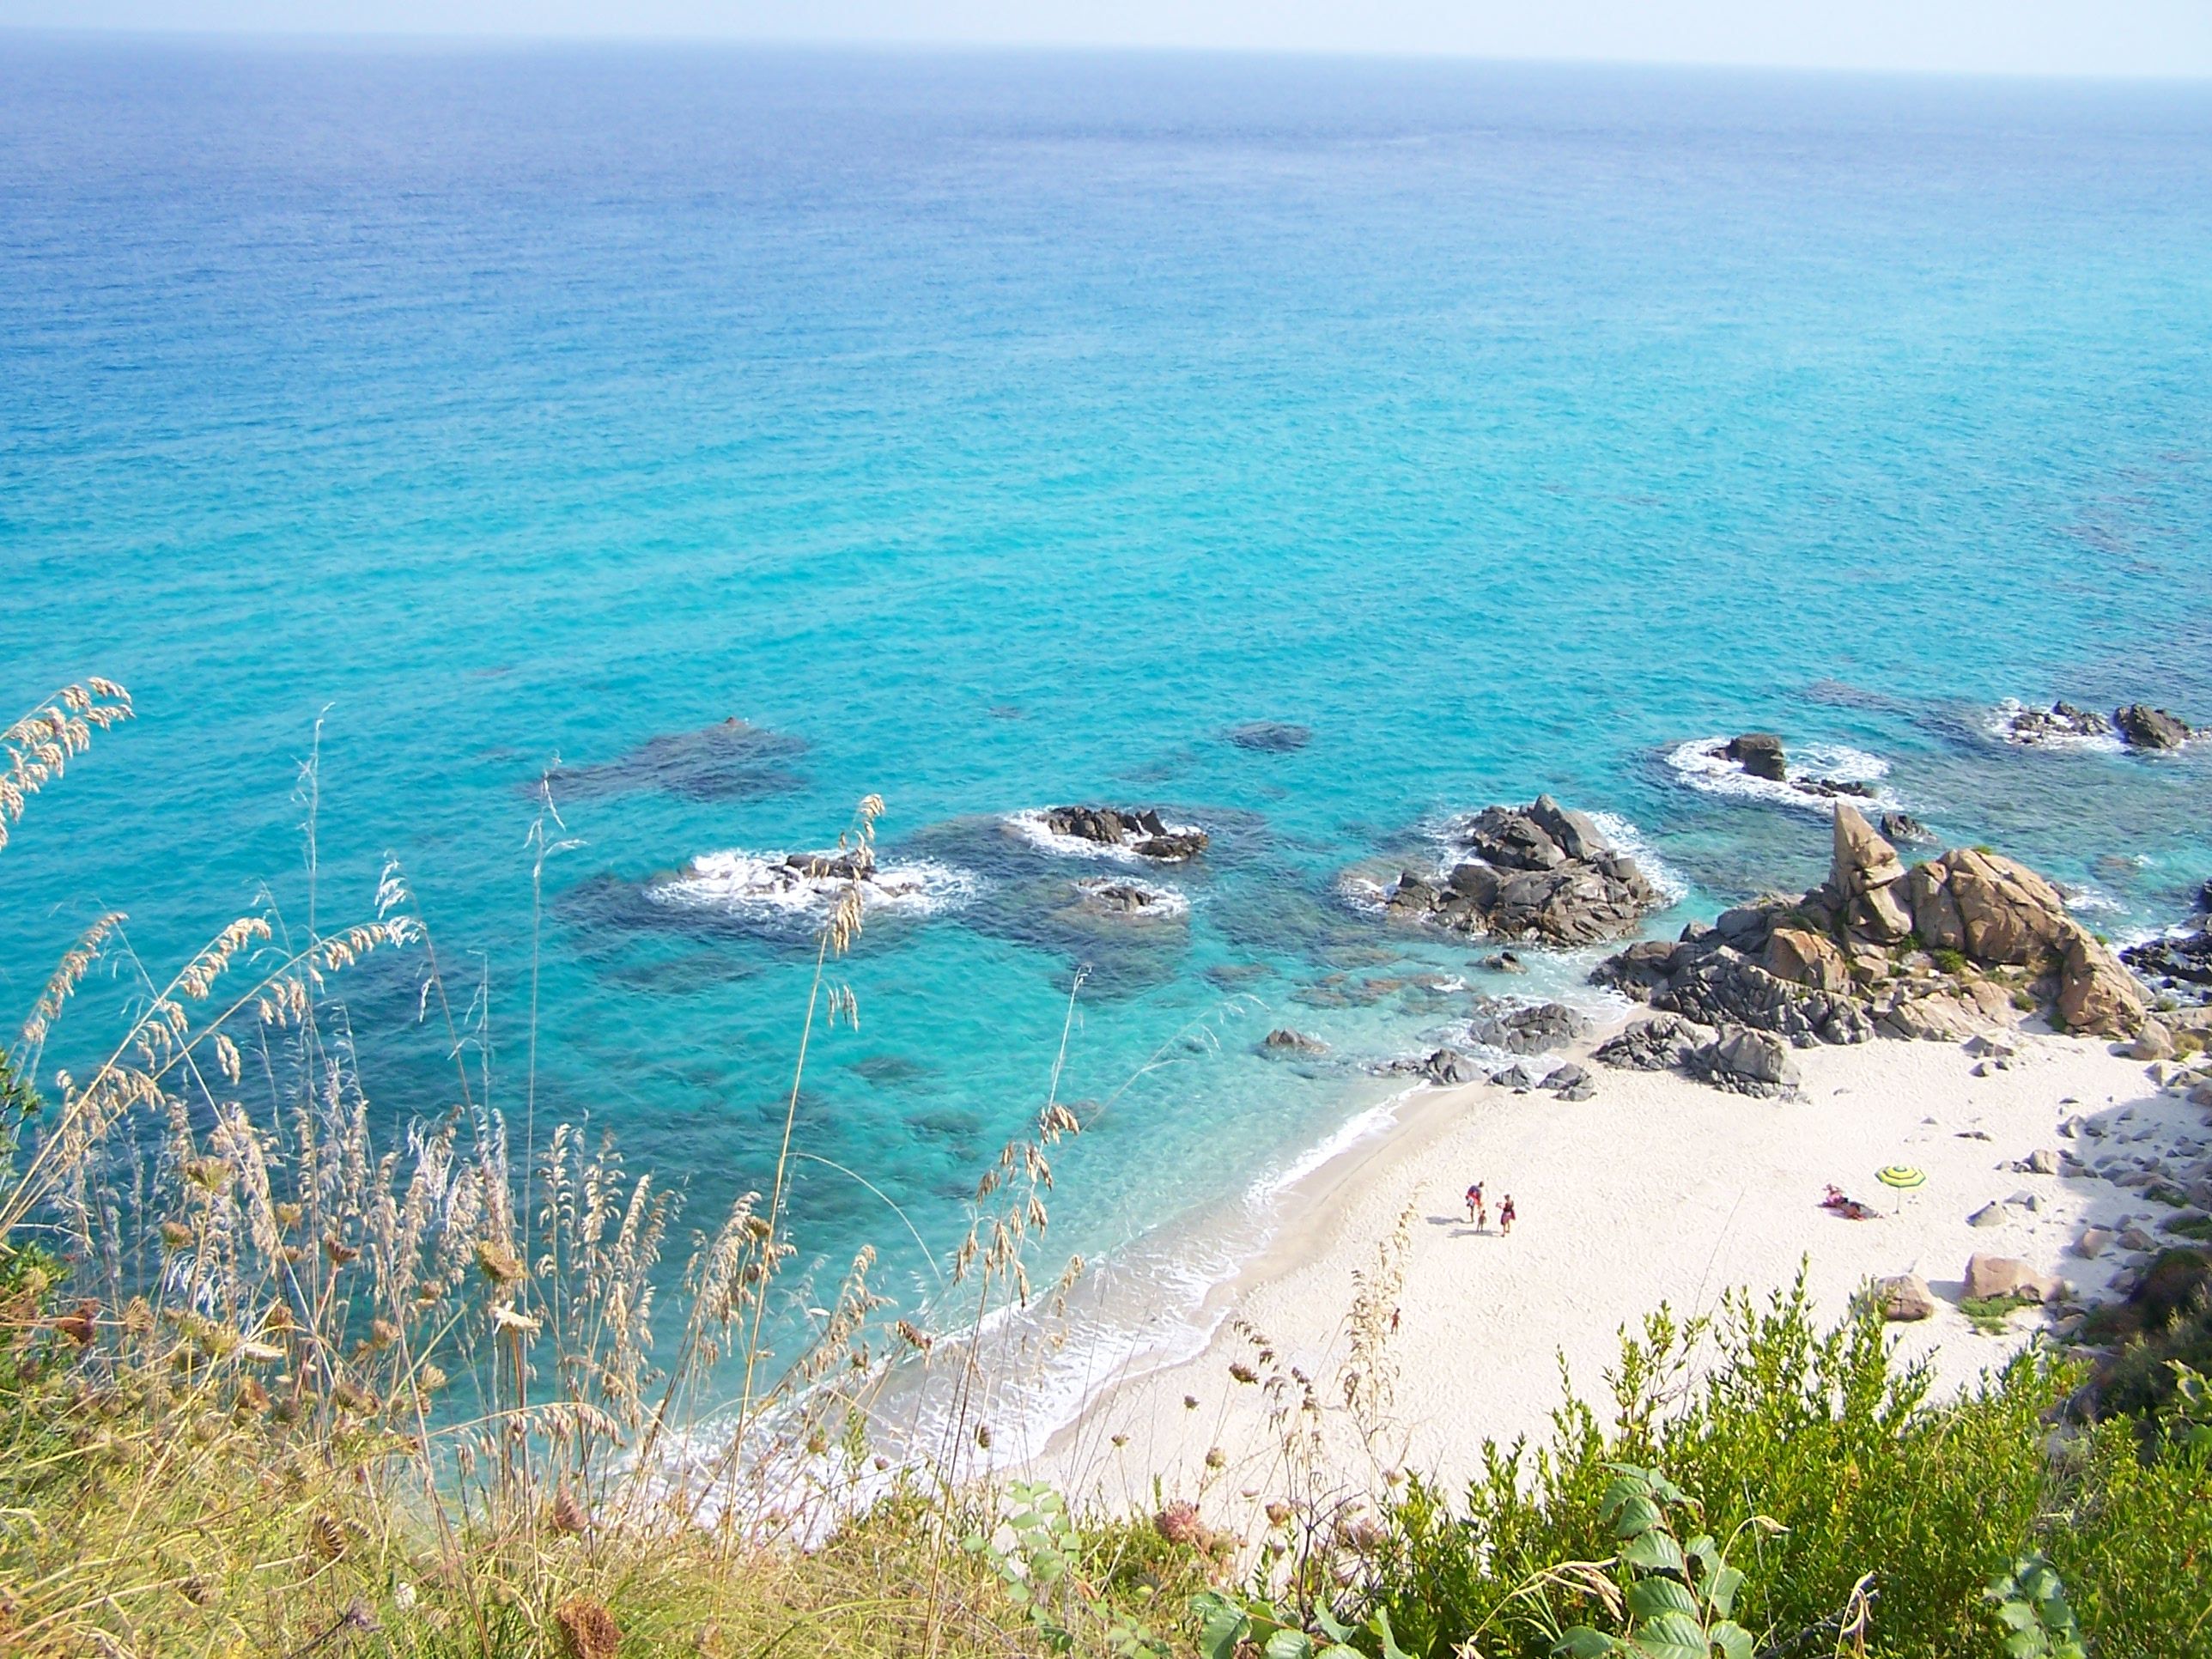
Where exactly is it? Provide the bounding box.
[1360,1279,2063,1656]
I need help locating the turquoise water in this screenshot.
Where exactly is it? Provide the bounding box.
[5,39,2211,1399]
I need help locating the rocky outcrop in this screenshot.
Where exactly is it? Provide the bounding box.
[1593,925,1875,1048]
[1467,998,1589,1054]
[1042,806,1208,860]
[1382,796,1662,945]
[2004,702,2111,744]
[1687,1026,1802,1098]
[1592,803,2148,1044]
[2114,704,2197,750]
[1723,732,1787,781]
[1261,1028,1328,1055]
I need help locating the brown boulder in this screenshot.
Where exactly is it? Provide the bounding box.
[2054,921,2146,1038]
[1940,848,2070,966]
[1830,804,1905,896]
[1874,1273,1936,1322]
[1963,1255,2062,1304]
[1765,927,1851,994]
[1907,862,1966,952]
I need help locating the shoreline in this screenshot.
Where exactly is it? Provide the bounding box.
[1025,1013,2191,1527]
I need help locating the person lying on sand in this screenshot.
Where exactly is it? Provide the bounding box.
[1820,1183,1877,1221]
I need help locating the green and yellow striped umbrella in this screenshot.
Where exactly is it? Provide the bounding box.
[1875,1165,1927,1190]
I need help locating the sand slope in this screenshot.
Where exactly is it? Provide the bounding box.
[1035,1026,2192,1530]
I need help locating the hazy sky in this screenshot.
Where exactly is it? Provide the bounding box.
[5,0,2212,79]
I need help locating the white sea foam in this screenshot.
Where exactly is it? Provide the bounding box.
[1073,874,1191,919]
[651,848,978,922]
[1003,808,1205,865]
[1984,698,2124,752]
[1585,808,1691,907]
[1663,736,1894,812]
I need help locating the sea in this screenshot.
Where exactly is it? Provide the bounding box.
[4,34,2210,1454]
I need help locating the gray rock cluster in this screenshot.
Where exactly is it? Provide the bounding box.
[1382,795,1662,945]
[1042,805,1209,860]
[1466,997,1590,1054]
[2004,702,2113,744]
[1592,1015,1800,1098]
[2002,700,2197,750]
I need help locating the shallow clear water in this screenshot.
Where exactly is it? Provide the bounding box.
[5,39,2210,1395]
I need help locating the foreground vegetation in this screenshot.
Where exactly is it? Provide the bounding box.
[3,682,2209,1656]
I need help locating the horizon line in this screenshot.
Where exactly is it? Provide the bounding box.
[5,23,2212,87]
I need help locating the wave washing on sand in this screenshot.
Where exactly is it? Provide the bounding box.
[1002,809,1206,865]
[1664,736,1894,812]
[650,848,979,926]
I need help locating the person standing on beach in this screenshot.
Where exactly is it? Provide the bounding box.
[1499,1194,1516,1236]
[1465,1182,1486,1229]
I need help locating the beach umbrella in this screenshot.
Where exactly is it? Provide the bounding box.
[1877,1164,1927,1217]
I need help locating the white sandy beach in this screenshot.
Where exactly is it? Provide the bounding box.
[1031,1023,2200,1530]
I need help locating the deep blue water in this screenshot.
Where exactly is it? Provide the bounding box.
[5,37,2211,1413]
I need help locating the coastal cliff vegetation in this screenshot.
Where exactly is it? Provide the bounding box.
[2,684,2208,1656]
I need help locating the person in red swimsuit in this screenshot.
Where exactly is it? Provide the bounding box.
[1499,1194,1517,1236]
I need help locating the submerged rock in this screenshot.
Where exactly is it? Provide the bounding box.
[1261,1028,1328,1055]
[1382,795,1662,945]
[1224,720,1312,753]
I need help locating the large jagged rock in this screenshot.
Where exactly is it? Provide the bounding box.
[1832,804,1905,895]
[1382,795,1662,945]
[1594,927,1875,1048]
[1688,1026,1802,1098]
[2114,704,2195,750]
[1594,1015,1704,1072]
[2055,921,2147,1037]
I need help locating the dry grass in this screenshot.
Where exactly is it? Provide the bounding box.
[0,681,1200,1657]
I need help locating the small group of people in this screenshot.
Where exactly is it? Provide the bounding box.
[1463,1181,1515,1235]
